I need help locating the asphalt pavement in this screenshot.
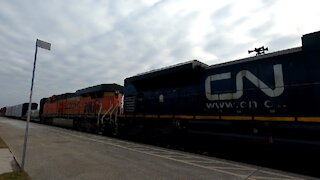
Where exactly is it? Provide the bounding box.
[0,117,315,180]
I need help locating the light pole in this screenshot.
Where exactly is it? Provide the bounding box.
[21,39,51,172]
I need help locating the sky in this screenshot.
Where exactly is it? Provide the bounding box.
[0,0,320,107]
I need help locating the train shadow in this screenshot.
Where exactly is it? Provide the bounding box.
[120,128,320,178]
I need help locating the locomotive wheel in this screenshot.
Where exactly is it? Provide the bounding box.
[111,123,119,136]
[107,120,118,136]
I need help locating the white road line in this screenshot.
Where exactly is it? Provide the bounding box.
[48,127,305,180]
[249,177,301,180]
[51,128,250,178]
[1,119,307,180]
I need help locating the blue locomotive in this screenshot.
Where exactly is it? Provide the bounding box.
[122,31,320,144]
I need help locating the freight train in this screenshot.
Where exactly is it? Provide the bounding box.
[1,31,320,145]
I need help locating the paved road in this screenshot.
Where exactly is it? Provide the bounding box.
[0,117,313,180]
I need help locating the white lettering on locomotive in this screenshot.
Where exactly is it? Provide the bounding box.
[205,64,284,101]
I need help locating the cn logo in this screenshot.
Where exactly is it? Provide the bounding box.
[205,64,284,101]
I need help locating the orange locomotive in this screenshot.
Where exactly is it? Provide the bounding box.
[40,84,123,134]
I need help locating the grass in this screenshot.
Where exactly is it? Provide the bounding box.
[0,137,8,148]
[0,172,30,180]
[0,138,30,180]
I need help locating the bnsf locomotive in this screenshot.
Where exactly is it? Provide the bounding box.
[39,84,123,134]
[2,31,320,145]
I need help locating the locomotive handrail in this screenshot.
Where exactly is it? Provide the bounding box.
[109,104,119,121]
[99,104,114,126]
[110,104,118,114]
[96,102,103,127]
[110,103,120,135]
[110,104,119,124]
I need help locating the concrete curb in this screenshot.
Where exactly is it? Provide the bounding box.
[0,138,20,174]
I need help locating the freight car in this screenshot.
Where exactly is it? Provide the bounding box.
[121,31,320,145]
[21,109,40,122]
[40,84,123,134]
[0,107,6,116]
[4,103,38,119]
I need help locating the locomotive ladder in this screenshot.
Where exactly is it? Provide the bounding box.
[97,103,120,135]
[109,104,120,135]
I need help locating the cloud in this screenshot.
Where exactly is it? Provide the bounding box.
[0,0,320,107]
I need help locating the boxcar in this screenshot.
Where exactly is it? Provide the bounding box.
[0,107,6,116]
[21,109,40,121]
[5,103,38,118]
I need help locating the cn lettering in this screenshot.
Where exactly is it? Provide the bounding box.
[205,64,284,101]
